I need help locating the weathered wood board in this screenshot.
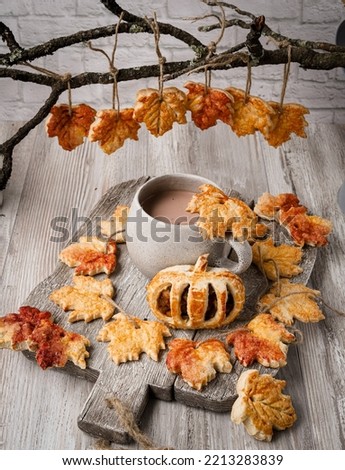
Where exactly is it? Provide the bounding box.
[23,177,316,444]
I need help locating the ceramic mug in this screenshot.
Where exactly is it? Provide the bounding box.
[126,174,253,278]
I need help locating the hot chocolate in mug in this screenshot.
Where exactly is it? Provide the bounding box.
[126,174,253,278]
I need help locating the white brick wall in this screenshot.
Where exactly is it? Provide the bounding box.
[1,0,345,122]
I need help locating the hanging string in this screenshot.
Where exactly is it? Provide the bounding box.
[66,75,73,116]
[204,67,212,92]
[21,62,73,112]
[244,61,252,103]
[88,12,123,112]
[279,45,292,109]
[146,12,165,99]
[21,61,62,80]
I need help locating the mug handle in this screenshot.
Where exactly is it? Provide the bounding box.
[214,235,253,274]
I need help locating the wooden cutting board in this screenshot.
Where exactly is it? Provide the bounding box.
[23,177,317,444]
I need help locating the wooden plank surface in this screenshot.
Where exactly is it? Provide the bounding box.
[1,122,344,450]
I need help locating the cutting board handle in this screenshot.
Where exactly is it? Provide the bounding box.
[78,369,150,444]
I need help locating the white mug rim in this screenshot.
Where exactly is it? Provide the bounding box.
[135,173,220,230]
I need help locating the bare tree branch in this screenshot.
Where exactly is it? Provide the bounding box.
[101,0,206,52]
[1,0,345,190]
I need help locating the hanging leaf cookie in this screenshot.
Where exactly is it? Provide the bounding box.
[89,108,140,154]
[185,82,234,130]
[133,87,187,137]
[46,104,96,151]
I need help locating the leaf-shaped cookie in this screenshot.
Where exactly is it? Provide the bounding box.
[282,212,333,247]
[49,275,115,323]
[97,312,171,364]
[252,238,303,281]
[226,87,274,137]
[226,313,295,368]
[59,236,117,276]
[254,192,302,221]
[88,109,140,154]
[258,279,324,325]
[254,192,332,247]
[186,184,267,240]
[166,338,232,390]
[133,87,187,137]
[231,369,297,441]
[100,205,129,243]
[46,104,96,151]
[0,306,90,369]
[184,82,234,130]
[264,102,309,148]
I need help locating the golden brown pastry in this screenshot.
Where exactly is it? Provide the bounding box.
[258,279,324,325]
[59,236,117,276]
[88,109,140,155]
[227,87,275,137]
[97,312,171,365]
[0,306,90,369]
[227,313,295,368]
[185,82,234,130]
[254,192,332,247]
[146,254,245,329]
[133,87,187,137]
[46,103,96,151]
[186,184,267,241]
[264,102,309,148]
[100,205,129,243]
[50,276,115,323]
[231,369,297,441]
[252,238,303,281]
[166,338,232,390]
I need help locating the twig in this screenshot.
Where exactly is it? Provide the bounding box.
[246,16,265,61]
[202,1,256,20]
[0,21,22,52]
[101,0,206,52]
[1,0,345,191]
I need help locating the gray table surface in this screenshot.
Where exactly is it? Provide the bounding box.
[1,121,344,450]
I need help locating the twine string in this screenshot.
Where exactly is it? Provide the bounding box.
[66,74,73,115]
[21,62,73,112]
[88,13,123,111]
[146,13,165,99]
[106,397,173,450]
[279,45,292,109]
[244,61,252,102]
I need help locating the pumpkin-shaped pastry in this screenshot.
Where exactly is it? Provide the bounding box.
[146,254,245,329]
